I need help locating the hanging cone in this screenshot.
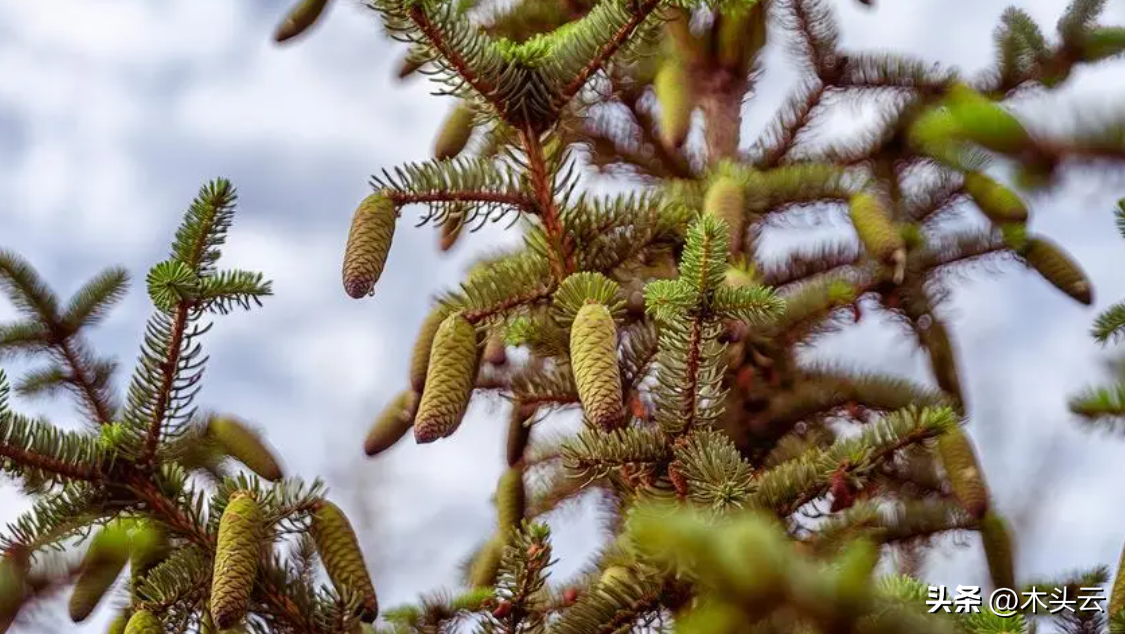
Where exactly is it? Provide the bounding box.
[273,0,331,43]
[570,303,625,430]
[921,318,963,404]
[414,312,480,443]
[311,500,379,622]
[979,510,1015,591]
[944,83,1031,155]
[937,426,988,519]
[962,172,1028,224]
[211,492,264,629]
[506,402,534,467]
[364,390,418,457]
[848,192,905,265]
[1023,237,1093,306]
[654,58,692,150]
[704,176,746,257]
[434,105,474,160]
[496,465,526,532]
[343,193,397,299]
[69,525,130,623]
[468,536,504,589]
[122,610,162,634]
[410,304,454,393]
[207,416,283,482]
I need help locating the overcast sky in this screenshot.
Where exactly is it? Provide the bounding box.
[1,0,1125,632]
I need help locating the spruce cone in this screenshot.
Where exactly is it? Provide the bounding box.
[211,491,264,629]
[704,176,745,257]
[410,305,453,393]
[1023,237,1093,305]
[434,105,474,160]
[506,402,534,467]
[848,192,905,264]
[963,172,1028,224]
[69,525,130,623]
[414,312,479,443]
[363,390,418,457]
[468,536,503,589]
[570,302,624,430]
[944,83,1030,155]
[921,319,962,403]
[123,610,162,634]
[979,510,1015,591]
[273,0,330,43]
[208,416,283,482]
[343,193,397,299]
[0,553,28,633]
[130,522,170,591]
[1110,537,1125,618]
[496,465,526,532]
[654,59,691,150]
[937,427,988,519]
[440,205,465,252]
[106,611,130,634]
[311,500,378,622]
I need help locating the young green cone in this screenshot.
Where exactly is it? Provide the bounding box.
[944,83,1030,155]
[434,105,474,160]
[273,0,330,43]
[962,172,1028,224]
[0,553,28,633]
[311,500,379,622]
[979,510,1015,591]
[937,426,988,519]
[69,525,130,623]
[1022,237,1093,306]
[363,390,418,457]
[704,176,745,257]
[129,521,170,591]
[123,610,162,634]
[343,192,397,299]
[1110,536,1125,618]
[496,465,526,532]
[414,312,480,443]
[468,536,504,589]
[211,491,264,629]
[410,304,454,393]
[921,319,962,403]
[207,416,283,482]
[848,192,905,264]
[570,302,624,431]
[654,58,692,150]
[506,402,534,467]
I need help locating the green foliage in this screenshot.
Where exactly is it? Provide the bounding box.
[4,0,1125,632]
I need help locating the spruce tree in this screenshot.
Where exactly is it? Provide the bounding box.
[2,0,1125,633]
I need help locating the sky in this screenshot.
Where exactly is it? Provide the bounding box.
[0,0,1124,632]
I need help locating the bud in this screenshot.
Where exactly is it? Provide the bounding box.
[483,331,508,366]
[273,0,330,43]
[343,193,397,299]
[123,610,162,634]
[704,176,745,257]
[962,172,1028,224]
[848,192,905,264]
[944,83,1030,155]
[937,427,988,519]
[434,105,474,160]
[506,403,534,467]
[496,465,526,532]
[364,390,418,457]
[70,525,130,623]
[654,59,692,150]
[311,500,379,622]
[562,587,580,604]
[1023,237,1093,306]
[410,305,454,393]
[979,510,1015,591]
[570,303,624,430]
[414,312,480,443]
[492,600,513,619]
[208,416,283,482]
[468,536,504,589]
[211,492,264,629]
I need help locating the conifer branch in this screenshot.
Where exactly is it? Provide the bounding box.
[521,128,574,282]
[557,0,661,106]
